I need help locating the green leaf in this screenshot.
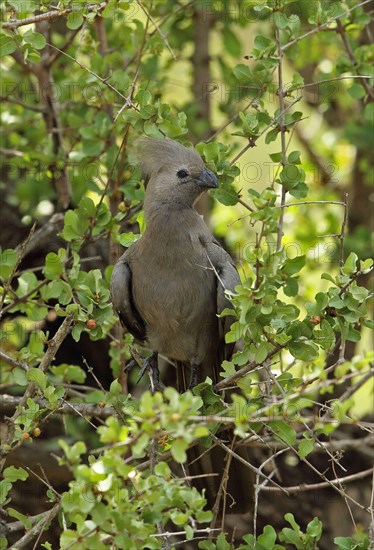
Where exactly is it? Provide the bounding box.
[315,292,329,314]
[314,319,335,351]
[298,437,314,458]
[282,255,306,276]
[333,537,353,550]
[201,142,221,163]
[51,364,86,383]
[289,182,308,199]
[13,367,28,386]
[342,252,358,276]
[154,462,171,479]
[67,11,84,30]
[118,232,140,247]
[23,30,46,49]
[109,379,122,395]
[265,128,279,144]
[43,252,63,279]
[280,528,303,549]
[223,27,241,57]
[46,280,72,305]
[0,249,19,280]
[290,73,304,89]
[306,517,322,540]
[348,83,366,99]
[269,152,282,162]
[82,139,104,156]
[212,185,239,206]
[132,433,149,458]
[61,209,89,241]
[258,525,277,548]
[215,532,231,550]
[349,285,368,301]
[360,258,373,273]
[185,525,194,540]
[321,272,336,284]
[3,466,28,482]
[254,35,274,52]
[268,420,296,446]
[280,165,302,190]
[59,439,86,463]
[172,512,189,526]
[0,33,16,56]
[7,508,32,529]
[285,513,301,531]
[233,64,251,82]
[287,340,319,361]
[274,12,289,29]
[255,342,271,363]
[288,150,301,164]
[171,438,188,463]
[284,277,298,297]
[27,368,47,390]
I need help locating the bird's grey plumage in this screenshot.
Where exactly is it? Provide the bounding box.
[111,137,240,387]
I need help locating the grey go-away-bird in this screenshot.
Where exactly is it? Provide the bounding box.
[111,138,254,519]
[111,137,240,390]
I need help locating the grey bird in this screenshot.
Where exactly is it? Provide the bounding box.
[111,137,240,390]
[111,138,254,521]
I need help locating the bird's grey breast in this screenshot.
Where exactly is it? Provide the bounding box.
[131,234,215,332]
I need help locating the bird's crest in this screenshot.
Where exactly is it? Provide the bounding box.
[135,137,203,183]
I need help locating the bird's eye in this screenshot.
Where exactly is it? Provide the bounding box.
[176,169,189,179]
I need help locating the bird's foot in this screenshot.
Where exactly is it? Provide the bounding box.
[188,363,199,391]
[126,352,164,393]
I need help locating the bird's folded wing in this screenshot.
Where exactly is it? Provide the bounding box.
[202,238,241,357]
[110,259,146,341]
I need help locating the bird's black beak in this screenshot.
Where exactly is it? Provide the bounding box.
[196,168,219,189]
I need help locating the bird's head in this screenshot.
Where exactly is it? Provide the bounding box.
[135,137,218,207]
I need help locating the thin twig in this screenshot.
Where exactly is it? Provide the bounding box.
[0,349,29,371]
[210,434,289,494]
[339,192,349,267]
[151,528,220,538]
[292,74,373,93]
[283,200,346,208]
[45,42,139,111]
[136,0,177,60]
[260,468,373,494]
[253,448,289,539]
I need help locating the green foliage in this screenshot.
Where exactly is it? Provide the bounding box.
[58,390,212,548]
